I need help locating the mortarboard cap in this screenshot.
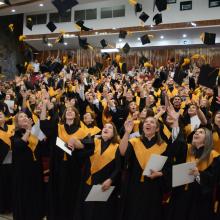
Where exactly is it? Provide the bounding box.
[153,13,162,25]
[78,36,93,50]
[75,20,92,31]
[50,62,63,74]
[139,12,149,23]
[139,55,148,65]
[40,64,50,74]
[47,21,57,32]
[26,17,33,31]
[152,78,163,89]
[4,0,11,6]
[173,68,187,85]
[154,0,167,12]
[200,32,216,45]
[56,34,64,44]
[135,3,142,14]
[197,64,218,89]
[119,30,127,39]
[42,35,48,44]
[52,0,78,16]
[140,34,151,45]
[122,43,130,54]
[100,39,108,48]
[102,52,111,60]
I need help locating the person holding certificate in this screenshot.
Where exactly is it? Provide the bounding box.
[0,111,14,214]
[168,127,220,220]
[12,112,44,220]
[75,122,121,220]
[40,100,87,220]
[119,116,172,220]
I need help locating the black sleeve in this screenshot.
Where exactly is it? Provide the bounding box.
[0,140,10,164]
[110,149,122,184]
[139,97,146,112]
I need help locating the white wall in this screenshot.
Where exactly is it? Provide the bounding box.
[23,0,220,35]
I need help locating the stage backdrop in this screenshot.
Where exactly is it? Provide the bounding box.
[36,46,220,69]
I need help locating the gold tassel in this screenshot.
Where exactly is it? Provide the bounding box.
[86,176,92,185]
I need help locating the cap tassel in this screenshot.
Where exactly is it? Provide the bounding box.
[8,24,14,32]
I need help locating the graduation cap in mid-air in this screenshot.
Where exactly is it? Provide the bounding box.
[153,13,162,25]
[135,3,142,14]
[122,43,130,54]
[26,17,33,31]
[154,0,167,12]
[46,21,57,32]
[200,32,216,45]
[119,30,127,39]
[139,12,149,23]
[100,39,108,48]
[140,34,151,45]
[56,34,64,44]
[78,36,93,50]
[52,0,78,16]
[139,55,148,65]
[75,20,93,31]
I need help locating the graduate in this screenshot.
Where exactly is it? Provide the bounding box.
[119,116,172,220]
[212,110,220,153]
[11,112,44,220]
[40,100,87,220]
[75,122,121,220]
[0,111,14,214]
[167,127,220,220]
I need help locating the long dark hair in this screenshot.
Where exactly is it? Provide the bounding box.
[61,106,80,127]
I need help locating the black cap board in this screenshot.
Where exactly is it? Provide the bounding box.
[201,32,216,45]
[141,34,151,45]
[122,43,130,54]
[139,55,148,65]
[52,0,78,16]
[153,13,162,25]
[135,3,142,14]
[46,21,57,32]
[139,12,149,23]
[26,17,33,31]
[119,30,127,39]
[78,36,90,49]
[154,0,167,12]
[100,39,108,48]
[75,20,92,31]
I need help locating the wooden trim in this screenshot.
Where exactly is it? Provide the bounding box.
[25,19,220,40]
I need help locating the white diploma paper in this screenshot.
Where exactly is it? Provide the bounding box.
[4,100,14,114]
[85,185,115,202]
[143,154,168,176]
[56,137,72,156]
[172,162,196,187]
[31,121,46,141]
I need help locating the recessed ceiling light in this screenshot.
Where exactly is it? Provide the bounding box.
[191,22,196,27]
[64,42,68,46]
[150,25,154,28]
[0,2,5,6]
[119,39,122,42]
[160,35,164,39]
[47,43,53,47]
[137,37,141,40]
[39,3,44,7]
[183,34,187,38]
[112,27,116,30]
[11,9,16,13]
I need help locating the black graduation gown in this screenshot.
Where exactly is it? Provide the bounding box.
[11,129,44,220]
[75,139,121,220]
[40,120,85,220]
[0,125,12,214]
[167,148,220,220]
[121,136,171,220]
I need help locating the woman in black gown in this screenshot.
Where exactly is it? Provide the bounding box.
[168,127,220,220]
[0,111,14,214]
[12,111,44,220]
[119,116,172,220]
[75,122,121,220]
[40,100,87,220]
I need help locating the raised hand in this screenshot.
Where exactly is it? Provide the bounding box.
[124,120,134,134]
[101,178,112,192]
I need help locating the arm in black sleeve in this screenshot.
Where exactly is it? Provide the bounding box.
[0,140,10,164]
[110,149,122,184]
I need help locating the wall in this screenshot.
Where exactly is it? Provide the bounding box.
[0,14,24,79]
[23,0,220,35]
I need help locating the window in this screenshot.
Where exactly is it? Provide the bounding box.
[209,0,220,7]
[180,1,192,11]
[113,5,125,17]
[74,9,97,21]
[27,14,47,25]
[101,7,112,19]
[101,5,125,19]
[49,11,71,23]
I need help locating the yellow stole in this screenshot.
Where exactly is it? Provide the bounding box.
[86,105,96,116]
[28,134,39,161]
[0,125,15,148]
[129,138,167,181]
[184,124,192,137]
[167,87,178,98]
[213,132,220,154]
[58,124,88,160]
[186,145,220,171]
[163,124,171,140]
[86,138,119,185]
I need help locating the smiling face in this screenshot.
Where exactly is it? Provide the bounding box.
[101,123,114,141]
[65,107,76,121]
[16,112,29,129]
[83,113,93,126]
[214,112,220,127]
[129,101,137,113]
[85,92,94,103]
[143,117,159,138]
[188,104,197,117]
[192,128,206,147]
[173,96,182,108]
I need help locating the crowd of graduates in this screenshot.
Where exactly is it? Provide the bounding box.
[0,54,220,220]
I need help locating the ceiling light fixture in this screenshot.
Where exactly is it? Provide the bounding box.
[64,42,68,46]
[101,48,119,53]
[119,39,122,42]
[39,3,44,7]
[183,34,187,38]
[137,37,141,40]
[0,1,5,6]
[191,22,196,27]
[160,35,164,39]
[150,24,154,28]
[11,9,16,13]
